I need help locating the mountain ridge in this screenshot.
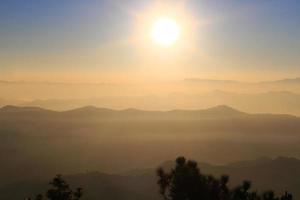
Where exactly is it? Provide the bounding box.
[0,104,245,115]
[1,104,300,119]
[0,104,265,115]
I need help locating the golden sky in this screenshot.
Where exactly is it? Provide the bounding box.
[0,0,300,83]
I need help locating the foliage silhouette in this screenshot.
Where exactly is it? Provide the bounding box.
[157,157,293,200]
[25,175,83,200]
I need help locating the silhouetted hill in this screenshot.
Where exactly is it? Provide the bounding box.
[62,106,116,117]
[0,104,247,119]
[191,105,246,116]
[1,104,299,130]
[1,157,299,200]
[226,156,273,168]
[0,104,255,117]
[0,105,57,119]
[0,105,50,113]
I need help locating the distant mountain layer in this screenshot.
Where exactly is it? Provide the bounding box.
[1,156,299,200]
[2,103,300,117]
[0,76,300,104]
[0,104,247,118]
[0,104,299,135]
[0,104,295,117]
[1,90,296,116]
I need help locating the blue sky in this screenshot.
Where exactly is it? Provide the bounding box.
[0,0,299,81]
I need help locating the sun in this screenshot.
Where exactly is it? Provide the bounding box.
[151,17,180,47]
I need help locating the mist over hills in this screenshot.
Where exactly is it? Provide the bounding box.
[0,77,300,116]
[0,77,300,113]
[0,105,300,188]
[2,90,300,115]
[1,156,299,200]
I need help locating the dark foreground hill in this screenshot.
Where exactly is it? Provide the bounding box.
[0,157,299,200]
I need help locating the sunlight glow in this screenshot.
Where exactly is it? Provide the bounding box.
[132,0,199,63]
[151,17,180,47]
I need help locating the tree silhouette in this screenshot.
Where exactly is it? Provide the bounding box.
[26,175,83,200]
[157,156,293,200]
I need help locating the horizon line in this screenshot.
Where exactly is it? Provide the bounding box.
[0,77,300,85]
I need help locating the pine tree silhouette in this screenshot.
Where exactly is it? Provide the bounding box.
[157,157,293,200]
[26,175,83,200]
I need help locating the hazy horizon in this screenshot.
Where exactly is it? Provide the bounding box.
[1,76,300,115]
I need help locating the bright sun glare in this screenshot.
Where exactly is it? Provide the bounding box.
[151,17,180,47]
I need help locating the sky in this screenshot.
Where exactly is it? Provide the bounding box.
[0,0,300,83]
